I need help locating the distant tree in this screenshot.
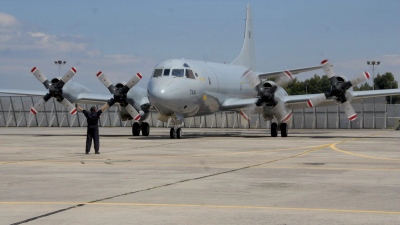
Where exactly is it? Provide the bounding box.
[353,82,372,91]
[285,72,399,104]
[374,72,399,104]
[286,74,331,95]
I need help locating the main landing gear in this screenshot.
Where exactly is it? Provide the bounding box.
[170,126,182,139]
[270,122,288,137]
[132,122,150,136]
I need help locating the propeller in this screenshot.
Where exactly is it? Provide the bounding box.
[242,69,293,123]
[96,71,142,121]
[30,67,77,115]
[307,59,370,121]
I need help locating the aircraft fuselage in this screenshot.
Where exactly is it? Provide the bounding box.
[147,59,287,119]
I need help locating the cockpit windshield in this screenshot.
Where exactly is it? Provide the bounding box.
[172,69,184,77]
[153,68,196,79]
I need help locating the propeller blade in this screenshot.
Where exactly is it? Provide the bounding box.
[281,110,293,123]
[274,70,294,87]
[350,72,371,87]
[96,71,116,94]
[125,104,141,121]
[242,69,259,89]
[239,109,250,128]
[273,100,293,123]
[125,73,143,89]
[30,98,46,115]
[60,67,77,84]
[31,67,50,89]
[342,101,357,121]
[61,98,77,115]
[307,93,327,108]
[320,59,335,79]
[31,93,52,114]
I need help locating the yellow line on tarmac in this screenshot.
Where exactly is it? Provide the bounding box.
[192,144,331,157]
[259,166,400,172]
[330,143,400,161]
[327,131,400,161]
[1,202,399,215]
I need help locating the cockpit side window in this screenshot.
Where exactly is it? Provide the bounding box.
[163,69,170,76]
[172,69,184,77]
[186,69,195,79]
[152,69,162,78]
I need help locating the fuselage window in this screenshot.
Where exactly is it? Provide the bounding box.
[152,69,162,77]
[186,69,195,79]
[163,69,170,76]
[172,69,184,77]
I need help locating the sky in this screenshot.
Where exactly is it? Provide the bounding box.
[1,0,399,95]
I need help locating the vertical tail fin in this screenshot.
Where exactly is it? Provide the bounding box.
[231,4,255,70]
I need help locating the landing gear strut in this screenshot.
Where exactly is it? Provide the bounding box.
[132,122,150,136]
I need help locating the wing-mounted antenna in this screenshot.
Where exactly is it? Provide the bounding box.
[231,4,255,70]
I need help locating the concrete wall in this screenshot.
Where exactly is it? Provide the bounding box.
[1,96,399,129]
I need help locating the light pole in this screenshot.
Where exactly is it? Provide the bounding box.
[367,60,380,129]
[389,81,393,104]
[367,60,380,90]
[54,60,66,77]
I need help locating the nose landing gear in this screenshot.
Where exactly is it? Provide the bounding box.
[170,127,182,139]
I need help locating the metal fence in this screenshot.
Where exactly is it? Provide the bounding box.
[1,96,399,129]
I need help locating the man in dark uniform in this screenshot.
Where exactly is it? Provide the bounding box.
[76,100,114,154]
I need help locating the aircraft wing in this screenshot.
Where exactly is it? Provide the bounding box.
[257,65,323,80]
[283,89,400,110]
[221,98,258,110]
[75,93,110,104]
[0,88,111,105]
[0,89,46,96]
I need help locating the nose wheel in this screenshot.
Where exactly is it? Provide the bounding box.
[170,127,182,139]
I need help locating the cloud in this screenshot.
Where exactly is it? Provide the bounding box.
[0,12,18,27]
[0,12,157,93]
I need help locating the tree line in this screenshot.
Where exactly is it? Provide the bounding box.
[284,72,399,104]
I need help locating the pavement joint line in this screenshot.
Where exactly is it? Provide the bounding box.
[1,202,399,215]
[8,145,326,225]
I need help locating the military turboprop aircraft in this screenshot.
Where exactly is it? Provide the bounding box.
[146,5,400,139]
[0,67,152,136]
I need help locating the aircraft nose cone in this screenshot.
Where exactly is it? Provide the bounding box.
[148,79,169,100]
[148,78,183,112]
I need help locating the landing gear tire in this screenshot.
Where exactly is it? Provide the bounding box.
[271,122,278,137]
[280,123,288,137]
[132,122,141,136]
[176,128,182,139]
[141,122,150,136]
[170,128,176,139]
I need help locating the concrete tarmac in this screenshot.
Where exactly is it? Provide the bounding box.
[0,127,399,225]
